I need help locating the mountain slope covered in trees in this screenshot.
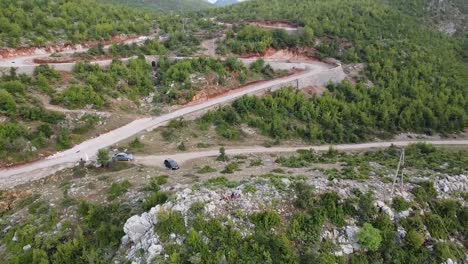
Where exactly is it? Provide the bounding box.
[0,0,155,48]
[204,0,467,138]
[101,0,213,11]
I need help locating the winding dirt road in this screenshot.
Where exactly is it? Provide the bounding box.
[0,59,340,189]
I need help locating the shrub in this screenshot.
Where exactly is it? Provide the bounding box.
[251,210,281,231]
[189,201,205,216]
[216,147,228,161]
[203,176,239,189]
[177,142,186,151]
[244,185,257,193]
[56,128,72,150]
[221,162,240,174]
[424,214,447,239]
[129,137,144,149]
[108,180,132,200]
[405,229,425,248]
[155,210,186,241]
[0,90,16,116]
[143,192,168,210]
[249,159,263,167]
[358,192,376,223]
[412,181,437,205]
[197,166,216,174]
[392,196,411,212]
[357,223,382,251]
[97,149,110,167]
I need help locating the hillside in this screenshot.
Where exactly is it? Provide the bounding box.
[101,0,214,11]
[0,0,155,48]
[387,0,467,36]
[0,0,467,263]
[206,0,467,137]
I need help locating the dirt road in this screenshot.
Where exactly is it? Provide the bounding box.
[136,140,468,168]
[0,60,338,188]
[1,140,466,189]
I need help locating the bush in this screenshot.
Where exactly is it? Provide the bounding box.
[142,192,168,210]
[357,223,382,251]
[251,210,281,231]
[0,90,16,116]
[221,162,240,174]
[129,137,144,149]
[392,196,411,212]
[177,142,186,151]
[108,180,132,200]
[216,147,229,161]
[97,149,110,167]
[424,214,447,239]
[197,166,216,174]
[56,128,72,150]
[405,229,425,248]
[244,185,257,193]
[155,210,186,241]
[412,181,437,205]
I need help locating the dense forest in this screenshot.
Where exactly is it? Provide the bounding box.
[101,0,213,11]
[201,0,467,139]
[0,0,155,48]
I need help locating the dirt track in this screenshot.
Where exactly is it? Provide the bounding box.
[136,140,468,168]
[0,59,344,188]
[1,140,466,189]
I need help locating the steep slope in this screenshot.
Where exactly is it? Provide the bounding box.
[0,0,155,48]
[101,0,213,11]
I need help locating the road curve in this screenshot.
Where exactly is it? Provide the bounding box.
[0,60,337,189]
[136,140,468,168]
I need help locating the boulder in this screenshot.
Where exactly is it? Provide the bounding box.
[341,244,354,254]
[147,244,163,260]
[123,214,153,243]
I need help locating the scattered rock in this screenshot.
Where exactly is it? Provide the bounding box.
[23,244,31,251]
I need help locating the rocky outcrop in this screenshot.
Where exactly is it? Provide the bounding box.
[435,174,468,196]
[322,225,361,256]
[120,182,290,263]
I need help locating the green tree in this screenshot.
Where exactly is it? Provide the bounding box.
[97,148,110,167]
[216,146,228,161]
[0,89,16,115]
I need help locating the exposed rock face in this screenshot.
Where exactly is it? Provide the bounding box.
[374,201,394,220]
[322,225,361,256]
[120,182,290,263]
[123,214,154,243]
[435,174,468,196]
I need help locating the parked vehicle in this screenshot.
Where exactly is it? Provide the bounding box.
[164,159,179,170]
[112,153,134,161]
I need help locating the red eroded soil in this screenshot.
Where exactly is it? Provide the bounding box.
[248,20,299,29]
[187,69,303,106]
[240,48,317,62]
[0,35,141,59]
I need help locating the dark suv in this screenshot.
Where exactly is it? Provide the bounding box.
[164,159,179,170]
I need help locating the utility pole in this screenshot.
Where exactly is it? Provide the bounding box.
[390,148,405,200]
